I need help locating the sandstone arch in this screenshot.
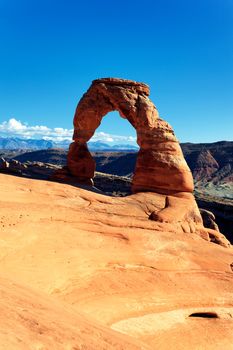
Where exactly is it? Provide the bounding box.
[51,78,230,247]
[67,78,194,195]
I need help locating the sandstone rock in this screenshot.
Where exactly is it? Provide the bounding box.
[196,195,233,243]
[0,157,9,169]
[0,174,232,349]
[199,208,220,231]
[0,276,145,350]
[67,142,95,186]
[192,149,219,181]
[66,78,194,194]
[50,78,231,246]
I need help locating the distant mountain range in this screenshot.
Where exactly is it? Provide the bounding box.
[87,141,138,151]
[0,137,138,151]
[0,137,54,150]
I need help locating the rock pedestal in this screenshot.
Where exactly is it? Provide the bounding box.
[67,142,95,186]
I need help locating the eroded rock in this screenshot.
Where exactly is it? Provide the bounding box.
[52,78,230,247]
[65,78,193,194]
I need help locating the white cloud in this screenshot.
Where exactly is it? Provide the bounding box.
[0,118,55,139]
[0,118,137,145]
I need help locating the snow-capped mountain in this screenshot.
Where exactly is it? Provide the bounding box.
[0,137,138,151]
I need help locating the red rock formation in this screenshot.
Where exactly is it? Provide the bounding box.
[67,78,194,195]
[50,78,232,246]
[192,149,219,181]
[67,142,95,186]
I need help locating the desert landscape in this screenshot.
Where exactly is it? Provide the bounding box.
[0,171,233,349]
[0,77,232,349]
[1,1,232,347]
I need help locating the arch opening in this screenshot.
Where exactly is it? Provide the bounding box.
[89,111,138,196]
[89,111,138,151]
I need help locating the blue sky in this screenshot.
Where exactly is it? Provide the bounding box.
[0,0,232,143]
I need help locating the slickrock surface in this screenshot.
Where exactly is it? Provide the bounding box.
[0,276,146,350]
[63,78,194,194]
[0,173,233,349]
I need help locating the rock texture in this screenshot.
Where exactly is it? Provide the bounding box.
[64,78,194,195]
[191,150,219,181]
[0,276,147,350]
[196,194,233,244]
[50,78,231,245]
[0,156,232,242]
[0,157,61,179]
[182,141,233,199]
[199,208,220,232]
[0,173,233,349]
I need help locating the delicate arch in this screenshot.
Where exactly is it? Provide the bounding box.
[67,78,194,194]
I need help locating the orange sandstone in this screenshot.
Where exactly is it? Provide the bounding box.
[0,174,232,349]
[66,78,193,194]
[53,78,229,246]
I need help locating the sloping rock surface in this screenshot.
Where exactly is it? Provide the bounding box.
[0,174,233,349]
[0,276,146,350]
